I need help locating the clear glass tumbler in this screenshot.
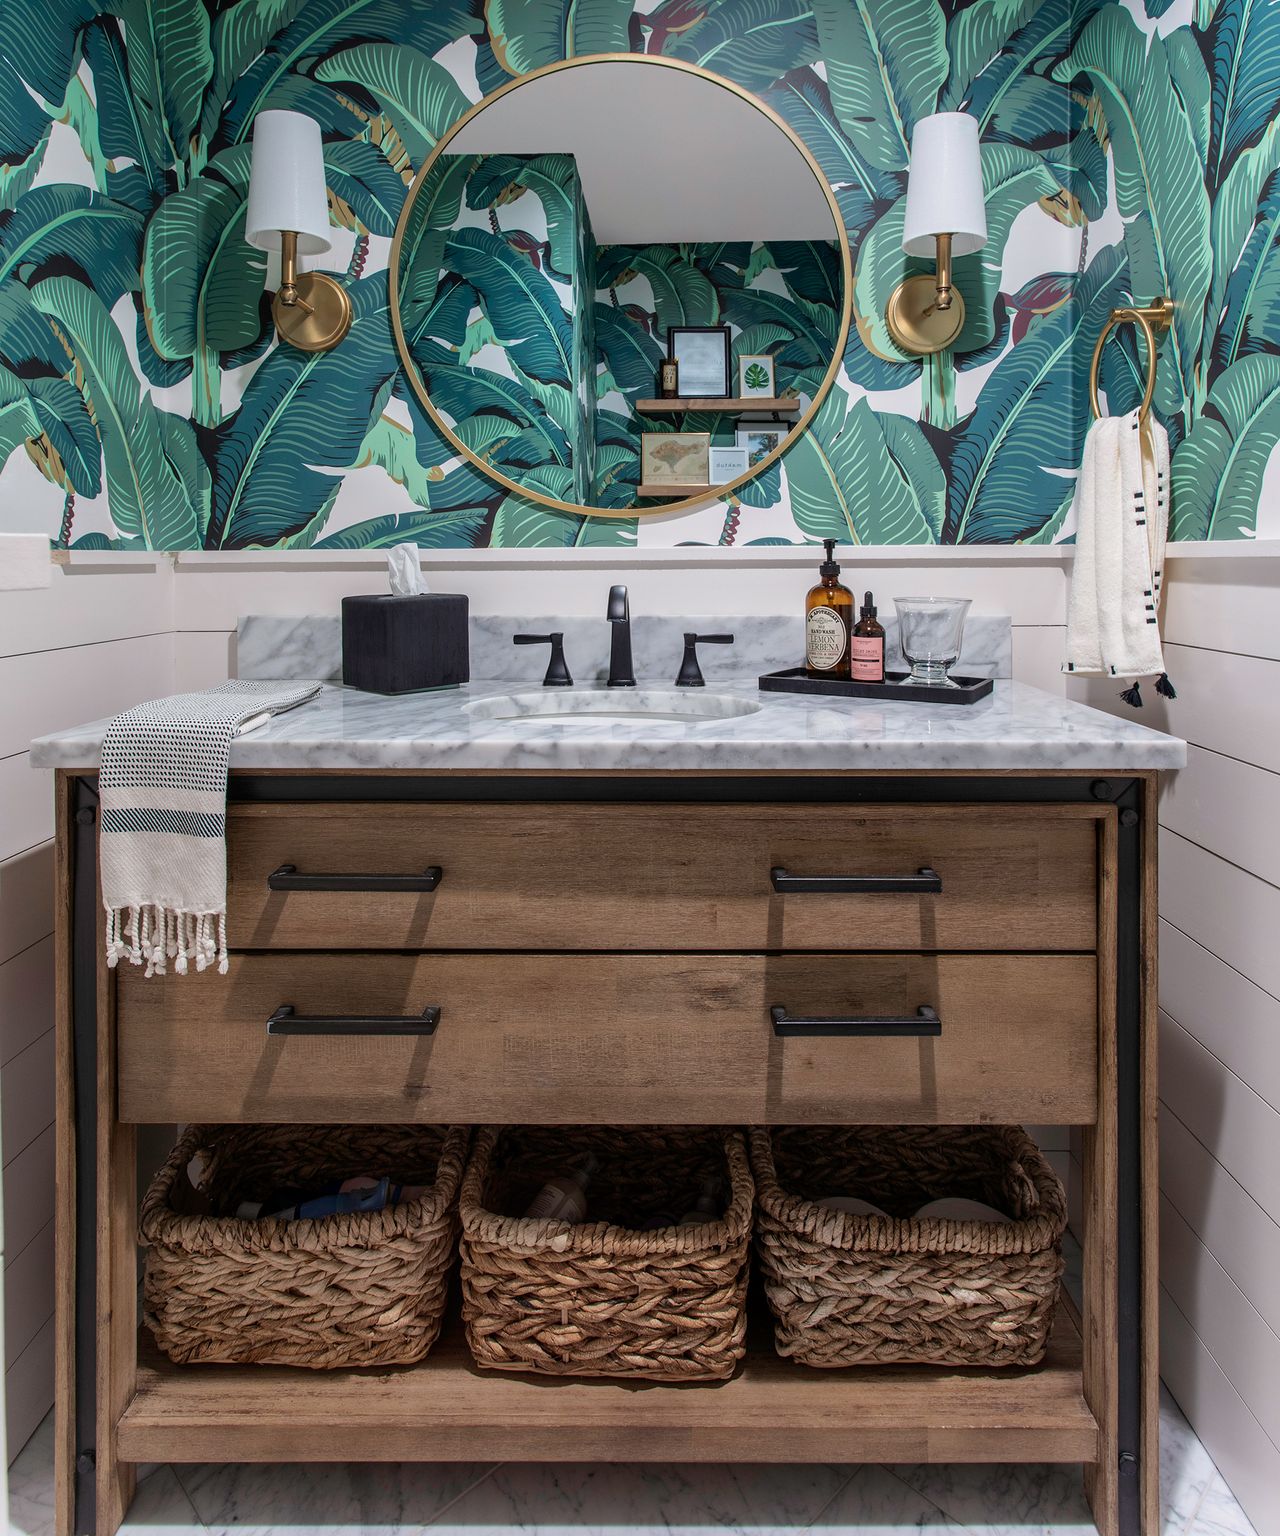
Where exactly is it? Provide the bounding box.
[893,597,972,687]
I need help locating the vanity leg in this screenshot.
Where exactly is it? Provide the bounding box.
[60,776,135,1536]
[1082,781,1156,1536]
[96,924,137,1536]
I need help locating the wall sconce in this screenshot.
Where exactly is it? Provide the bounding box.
[885,112,987,356]
[245,109,351,353]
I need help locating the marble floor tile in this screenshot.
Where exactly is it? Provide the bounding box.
[8,1414,56,1536]
[423,1461,853,1535]
[809,1464,961,1531]
[886,1462,1096,1534]
[1161,1385,1222,1533]
[7,1418,195,1536]
[120,1466,207,1532]
[176,1458,497,1535]
[1187,1473,1259,1536]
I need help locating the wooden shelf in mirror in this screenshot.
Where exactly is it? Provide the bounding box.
[636,397,801,415]
[120,1304,1093,1466]
[636,482,717,498]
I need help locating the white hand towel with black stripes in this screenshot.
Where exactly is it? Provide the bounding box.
[1063,409,1172,705]
[100,680,320,976]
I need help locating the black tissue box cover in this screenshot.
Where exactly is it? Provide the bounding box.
[341,593,469,694]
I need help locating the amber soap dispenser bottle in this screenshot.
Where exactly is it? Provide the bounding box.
[851,591,886,683]
[805,539,853,678]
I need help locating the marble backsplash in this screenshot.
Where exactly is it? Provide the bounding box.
[236,612,1012,685]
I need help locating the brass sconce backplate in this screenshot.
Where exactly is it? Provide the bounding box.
[273,271,352,352]
[885,273,966,356]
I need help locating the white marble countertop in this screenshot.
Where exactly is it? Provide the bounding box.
[30,678,1186,773]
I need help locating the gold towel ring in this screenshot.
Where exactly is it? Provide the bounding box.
[1089,298,1173,422]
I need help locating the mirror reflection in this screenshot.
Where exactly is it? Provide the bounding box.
[391,57,848,515]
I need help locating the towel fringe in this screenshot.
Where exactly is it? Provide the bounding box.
[1155,672,1177,699]
[104,903,228,974]
[1119,681,1144,708]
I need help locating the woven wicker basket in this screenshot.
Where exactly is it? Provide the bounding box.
[750,1125,1066,1369]
[459,1126,753,1380]
[140,1123,469,1368]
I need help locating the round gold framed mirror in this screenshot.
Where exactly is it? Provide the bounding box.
[389,54,852,519]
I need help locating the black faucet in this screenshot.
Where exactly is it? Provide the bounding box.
[513,632,573,686]
[675,632,734,687]
[607,584,635,687]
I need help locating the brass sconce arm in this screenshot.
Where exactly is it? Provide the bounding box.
[933,233,953,313]
[276,230,314,315]
[269,229,350,351]
[884,234,966,355]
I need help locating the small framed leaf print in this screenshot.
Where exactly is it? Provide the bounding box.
[738,353,775,398]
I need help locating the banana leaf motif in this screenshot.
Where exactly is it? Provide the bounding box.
[484,0,635,77]
[205,272,398,549]
[809,0,948,172]
[315,43,472,167]
[783,386,945,544]
[946,245,1128,544]
[1057,8,1212,430]
[662,0,820,94]
[31,274,199,548]
[1171,353,1280,539]
[316,508,489,548]
[1,0,1279,547]
[0,186,143,302]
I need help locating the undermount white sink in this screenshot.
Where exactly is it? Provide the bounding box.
[463,689,762,724]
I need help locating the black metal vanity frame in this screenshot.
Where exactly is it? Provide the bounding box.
[67,771,1148,1536]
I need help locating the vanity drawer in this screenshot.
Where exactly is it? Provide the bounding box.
[116,951,1097,1125]
[224,802,1097,952]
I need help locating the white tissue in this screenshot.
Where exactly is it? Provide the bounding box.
[386,542,428,597]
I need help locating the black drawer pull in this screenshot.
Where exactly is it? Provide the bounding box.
[770,865,941,895]
[770,1004,940,1038]
[267,863,442,892]
[267,1005,441,1037]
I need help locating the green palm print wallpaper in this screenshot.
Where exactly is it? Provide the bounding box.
[0,0,1275,549]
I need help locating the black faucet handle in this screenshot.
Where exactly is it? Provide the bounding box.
[675,632,734,687]
[513,632,573,687]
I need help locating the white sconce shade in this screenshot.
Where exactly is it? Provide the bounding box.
[245,110,332,254]
[901,112,987,257]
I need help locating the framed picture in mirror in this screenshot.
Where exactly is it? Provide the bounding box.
[738,353,776,397]
[736,421,789,467]
[709,446,750,484]
[668,326,731,398]
[641,431,710,489]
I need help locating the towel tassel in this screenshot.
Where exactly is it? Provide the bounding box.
[1119,681,1144,708]
[1155,672,1177,699]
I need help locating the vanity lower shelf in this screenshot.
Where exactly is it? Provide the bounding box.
[119,1302,1094,1466]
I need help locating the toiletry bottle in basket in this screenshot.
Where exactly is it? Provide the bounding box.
[678,1177,721,1225]
[524,1152,599,1222]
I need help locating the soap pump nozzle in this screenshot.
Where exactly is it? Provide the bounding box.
[820,538,841,578]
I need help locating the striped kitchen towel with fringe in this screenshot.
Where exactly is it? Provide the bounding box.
[101,680,320,976]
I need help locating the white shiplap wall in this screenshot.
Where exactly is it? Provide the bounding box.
[0,557,173,1459]
[1069,554,1280,1536]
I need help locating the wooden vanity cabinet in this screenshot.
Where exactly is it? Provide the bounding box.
[54,772,1159,1536]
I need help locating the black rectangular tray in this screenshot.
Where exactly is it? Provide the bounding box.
[758,667,994,705]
